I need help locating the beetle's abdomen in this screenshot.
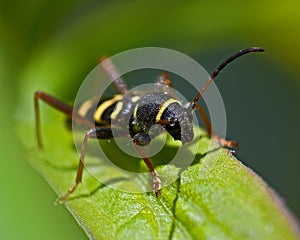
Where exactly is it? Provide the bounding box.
[77,95,122,126]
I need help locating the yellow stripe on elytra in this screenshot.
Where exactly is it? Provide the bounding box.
[131,96,140,103]
[156,98,180,123]
[110,101,123,120]
[78,97,98,117]
[94,95,122,122]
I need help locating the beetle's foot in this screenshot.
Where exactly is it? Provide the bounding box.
[213,135,239,150]
[55,183,78,204]
[153,176,161,197]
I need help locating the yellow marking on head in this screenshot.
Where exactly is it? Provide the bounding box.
[156,98,180,123]
[78,97,98,117]
[110,101,123,120]
[94,95,122,122]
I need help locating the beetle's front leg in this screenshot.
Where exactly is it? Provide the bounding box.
[194,103,239,149]
[58,127,114,204]
[132,133,161,197]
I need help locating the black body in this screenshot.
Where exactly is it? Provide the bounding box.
[78,92,194,146]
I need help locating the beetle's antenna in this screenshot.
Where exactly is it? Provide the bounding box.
[189,47,265,110]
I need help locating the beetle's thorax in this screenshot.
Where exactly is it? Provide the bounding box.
[128,93,194,144]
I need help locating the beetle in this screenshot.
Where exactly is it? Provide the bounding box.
[34,47,264,203]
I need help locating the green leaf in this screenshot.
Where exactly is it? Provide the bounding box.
[16,113,299,240]
[3,1,300,239]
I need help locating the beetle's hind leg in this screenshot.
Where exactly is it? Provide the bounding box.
[34,91,94,149]
[194,103,239,149]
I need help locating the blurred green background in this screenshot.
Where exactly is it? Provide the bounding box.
[1,1,300,239]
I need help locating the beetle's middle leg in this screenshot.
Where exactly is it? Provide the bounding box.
[100,57,128,95]
[58,127,119,203]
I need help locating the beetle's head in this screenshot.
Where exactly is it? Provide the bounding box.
[162,104,194,144]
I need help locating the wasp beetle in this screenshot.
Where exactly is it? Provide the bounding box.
[34,47,264,203]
